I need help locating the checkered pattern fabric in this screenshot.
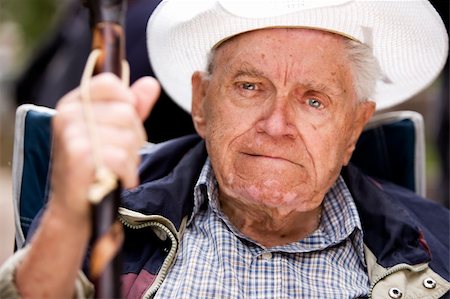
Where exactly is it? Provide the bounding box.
[154,159,369,298]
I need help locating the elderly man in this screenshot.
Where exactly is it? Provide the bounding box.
[1,0,449,298]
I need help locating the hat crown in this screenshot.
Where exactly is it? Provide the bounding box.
[219,0,352,18]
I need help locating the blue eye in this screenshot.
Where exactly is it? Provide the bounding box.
[241,82,256,90]
[307,98,322,109]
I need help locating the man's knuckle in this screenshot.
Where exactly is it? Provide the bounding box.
[96,72,121,86]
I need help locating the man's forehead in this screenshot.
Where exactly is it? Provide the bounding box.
[213,27,348,51]
[213,28,350,77]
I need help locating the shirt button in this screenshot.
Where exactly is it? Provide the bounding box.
[423,277,437,289]
[260,252,272,260]
[388,287,403,298]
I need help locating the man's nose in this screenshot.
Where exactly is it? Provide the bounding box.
[255,97,297,138]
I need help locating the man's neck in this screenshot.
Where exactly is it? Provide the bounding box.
[219,194,322,248]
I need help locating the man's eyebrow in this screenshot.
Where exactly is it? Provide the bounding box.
[228,63,266,79]
[301,79,345,96]
[225,63,347,96]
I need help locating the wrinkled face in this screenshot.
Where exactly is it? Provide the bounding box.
[192,28,375,215]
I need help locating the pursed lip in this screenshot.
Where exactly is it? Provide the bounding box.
[241,152,302,167]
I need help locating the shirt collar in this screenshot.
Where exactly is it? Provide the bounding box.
[320,175,363,243]
[190,158,216,225]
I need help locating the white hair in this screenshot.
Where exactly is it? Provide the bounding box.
[343,39,381,102]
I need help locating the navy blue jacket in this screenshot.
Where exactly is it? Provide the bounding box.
[28,134,450,298]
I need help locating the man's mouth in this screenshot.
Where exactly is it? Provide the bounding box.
[242,152,301,166]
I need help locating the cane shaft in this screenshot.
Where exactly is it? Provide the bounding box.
[84,0,127,298]
[91,187,123,298]
[92,22,124,75]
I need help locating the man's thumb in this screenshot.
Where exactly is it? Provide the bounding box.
[130,76,161,121]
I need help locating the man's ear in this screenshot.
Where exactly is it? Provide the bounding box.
[342,100,376,165]
[191,71,209,138]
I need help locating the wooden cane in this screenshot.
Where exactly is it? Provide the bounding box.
[82,0,128,297]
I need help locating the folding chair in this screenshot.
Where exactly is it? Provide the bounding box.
[351,111,426,197]
[11,104,427,250]
[12,105,55,249]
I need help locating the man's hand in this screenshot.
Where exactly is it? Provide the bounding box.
[16,74,160,299]
[51,74,159,226]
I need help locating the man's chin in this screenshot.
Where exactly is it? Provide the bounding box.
[224,181,315,210]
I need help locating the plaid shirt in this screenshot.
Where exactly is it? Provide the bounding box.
[154,159,369,298]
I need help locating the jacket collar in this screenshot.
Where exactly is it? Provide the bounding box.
[342,164,431,268]
[121,135,206,230]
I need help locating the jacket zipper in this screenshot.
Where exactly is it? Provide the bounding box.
[118,215,179,299]
[368,263,428,298]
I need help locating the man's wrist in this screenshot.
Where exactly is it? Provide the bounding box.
[45,197,92,237]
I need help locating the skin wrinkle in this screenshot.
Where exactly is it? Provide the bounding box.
[283,57,290,87]
[210,30,380,102]
[192,28,375,247]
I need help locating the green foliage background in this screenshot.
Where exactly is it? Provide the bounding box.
[0,0,60,56]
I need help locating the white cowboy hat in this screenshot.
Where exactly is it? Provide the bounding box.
[147,0,448,112]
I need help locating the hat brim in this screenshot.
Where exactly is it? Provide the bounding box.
[147,0,448,112]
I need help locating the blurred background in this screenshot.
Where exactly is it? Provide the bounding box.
[0,0,448,264]
[0,0,62,265]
